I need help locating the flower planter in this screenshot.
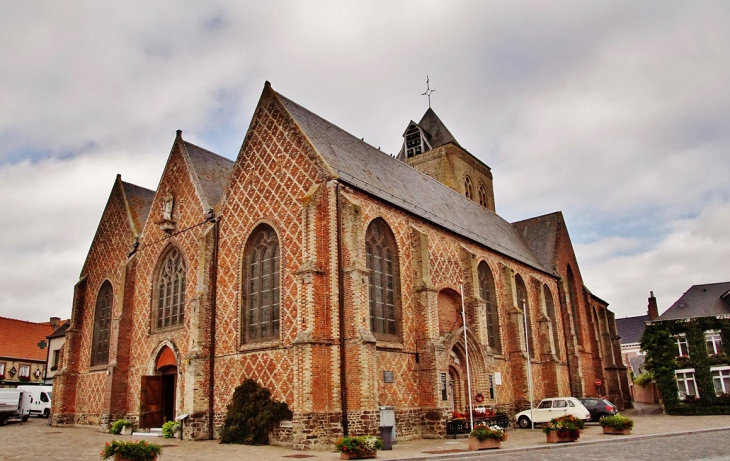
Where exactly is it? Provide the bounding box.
[468,436,502,450]
[545,431,579,443]
[120,426,133,436]
[602,426,631,435]
[340,451,376,460]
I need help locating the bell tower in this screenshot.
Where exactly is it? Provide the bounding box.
[397,108,496,212]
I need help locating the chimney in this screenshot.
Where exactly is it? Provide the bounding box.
[50,317,60,329]
[647,291,658,321]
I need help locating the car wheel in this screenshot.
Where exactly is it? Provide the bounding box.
[43,409,50,419]
[0,415,7,426]
[518,416,531,429]
[22,415,29,422]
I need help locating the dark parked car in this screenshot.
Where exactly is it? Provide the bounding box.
[577,398,618,421]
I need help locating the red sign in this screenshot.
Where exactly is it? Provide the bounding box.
[595,378,602,387]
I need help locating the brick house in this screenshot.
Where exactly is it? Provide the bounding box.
[53,82,630,447]
[0,317,59,387]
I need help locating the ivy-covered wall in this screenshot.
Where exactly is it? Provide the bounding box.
[640,317,730,413]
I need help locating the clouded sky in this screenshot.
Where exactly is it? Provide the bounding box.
[2,1,729,322]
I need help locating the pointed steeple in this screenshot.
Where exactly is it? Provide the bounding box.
[417,108,460,149]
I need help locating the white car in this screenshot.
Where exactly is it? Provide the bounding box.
[515,397,590,428]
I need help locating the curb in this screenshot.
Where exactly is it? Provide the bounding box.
[377,426,730,461]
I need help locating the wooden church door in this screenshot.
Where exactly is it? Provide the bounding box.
[140,375,163,428]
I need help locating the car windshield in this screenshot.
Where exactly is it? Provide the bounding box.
[602,399,614,406]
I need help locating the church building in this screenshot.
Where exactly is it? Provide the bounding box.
[52,82,630,448]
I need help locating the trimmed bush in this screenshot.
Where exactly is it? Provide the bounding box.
[219,379,292,445]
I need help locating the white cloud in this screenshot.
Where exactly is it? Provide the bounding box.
[1,1,730,322]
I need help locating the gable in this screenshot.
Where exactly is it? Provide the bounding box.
[81,176,137,276]
[512,212,561,273]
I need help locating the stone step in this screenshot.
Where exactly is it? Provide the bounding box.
[131,429,162,437]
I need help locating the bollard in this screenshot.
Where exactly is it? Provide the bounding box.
[379,425,394,450]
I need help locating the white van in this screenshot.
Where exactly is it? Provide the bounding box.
[0,389,31,425]
[16,385,52,418]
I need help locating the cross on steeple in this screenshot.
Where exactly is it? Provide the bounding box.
[422,76,435,108]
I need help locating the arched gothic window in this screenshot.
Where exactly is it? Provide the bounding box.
[567,266,582,344]
[91,281,113,366]
[478,185,488,208]
[243,225,280,343]
[464,176,474,200]
[156,248,186,330]
[478,262,501,352]
[366,219,401,341]
[404,125,425,158]
[544,284,560,358]
[515,275,535,358]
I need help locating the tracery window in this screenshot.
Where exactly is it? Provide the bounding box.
[243,225,280,343]
[156,248,186,330]
[478,185,488,208]
[515,275,535,357]
[478,262,501,352]
[91,281,113,366]
[464,175,474,200]
[544,284,560,358]
[567,266,582,344]
[366,219,401,341]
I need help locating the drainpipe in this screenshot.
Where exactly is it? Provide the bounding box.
[207,215,220,440]
[336,182,349,436]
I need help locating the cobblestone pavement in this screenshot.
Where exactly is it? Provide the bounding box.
[1,414,730,461]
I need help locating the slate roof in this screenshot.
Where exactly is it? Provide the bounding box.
[615,315,650,345]
[46,321,69,340]
[512,212,561,273]
[275,90,549,273]
[657,282,730,321]
[181,140,234,211]
[121,181,155,235]
[0,317,56,361]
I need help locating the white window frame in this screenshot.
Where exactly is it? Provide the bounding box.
[675,334,689,357]
[711,366,730,396]
[705,330,723,355]
[18,364,30,379]
[0,362,5,375]
[675,368,698,399]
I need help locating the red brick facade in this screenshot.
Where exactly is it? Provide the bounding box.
[53,82,629,447]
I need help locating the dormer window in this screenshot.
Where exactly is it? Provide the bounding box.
[405,125,426,158]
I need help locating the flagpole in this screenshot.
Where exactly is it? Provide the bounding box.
[460,282,474,430]
[523,299,534,429]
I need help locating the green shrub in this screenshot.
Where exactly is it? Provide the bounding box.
[219,378,293,445]
[110,419,133,435]
[161,421,180,438]
[599,414,634,430]
[100,440,162,461]
[633,372,653,387]
[335,436,382,457]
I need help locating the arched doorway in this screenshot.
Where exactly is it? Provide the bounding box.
[140,345,177,428]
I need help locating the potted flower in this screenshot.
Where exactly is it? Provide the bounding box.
[599,414,634,435]
[335,435,383,459]
[542,414,585,443]
[100,440,162,461]
[468,423,507,450]
[161,421,181,439]
[111,420,134,436]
